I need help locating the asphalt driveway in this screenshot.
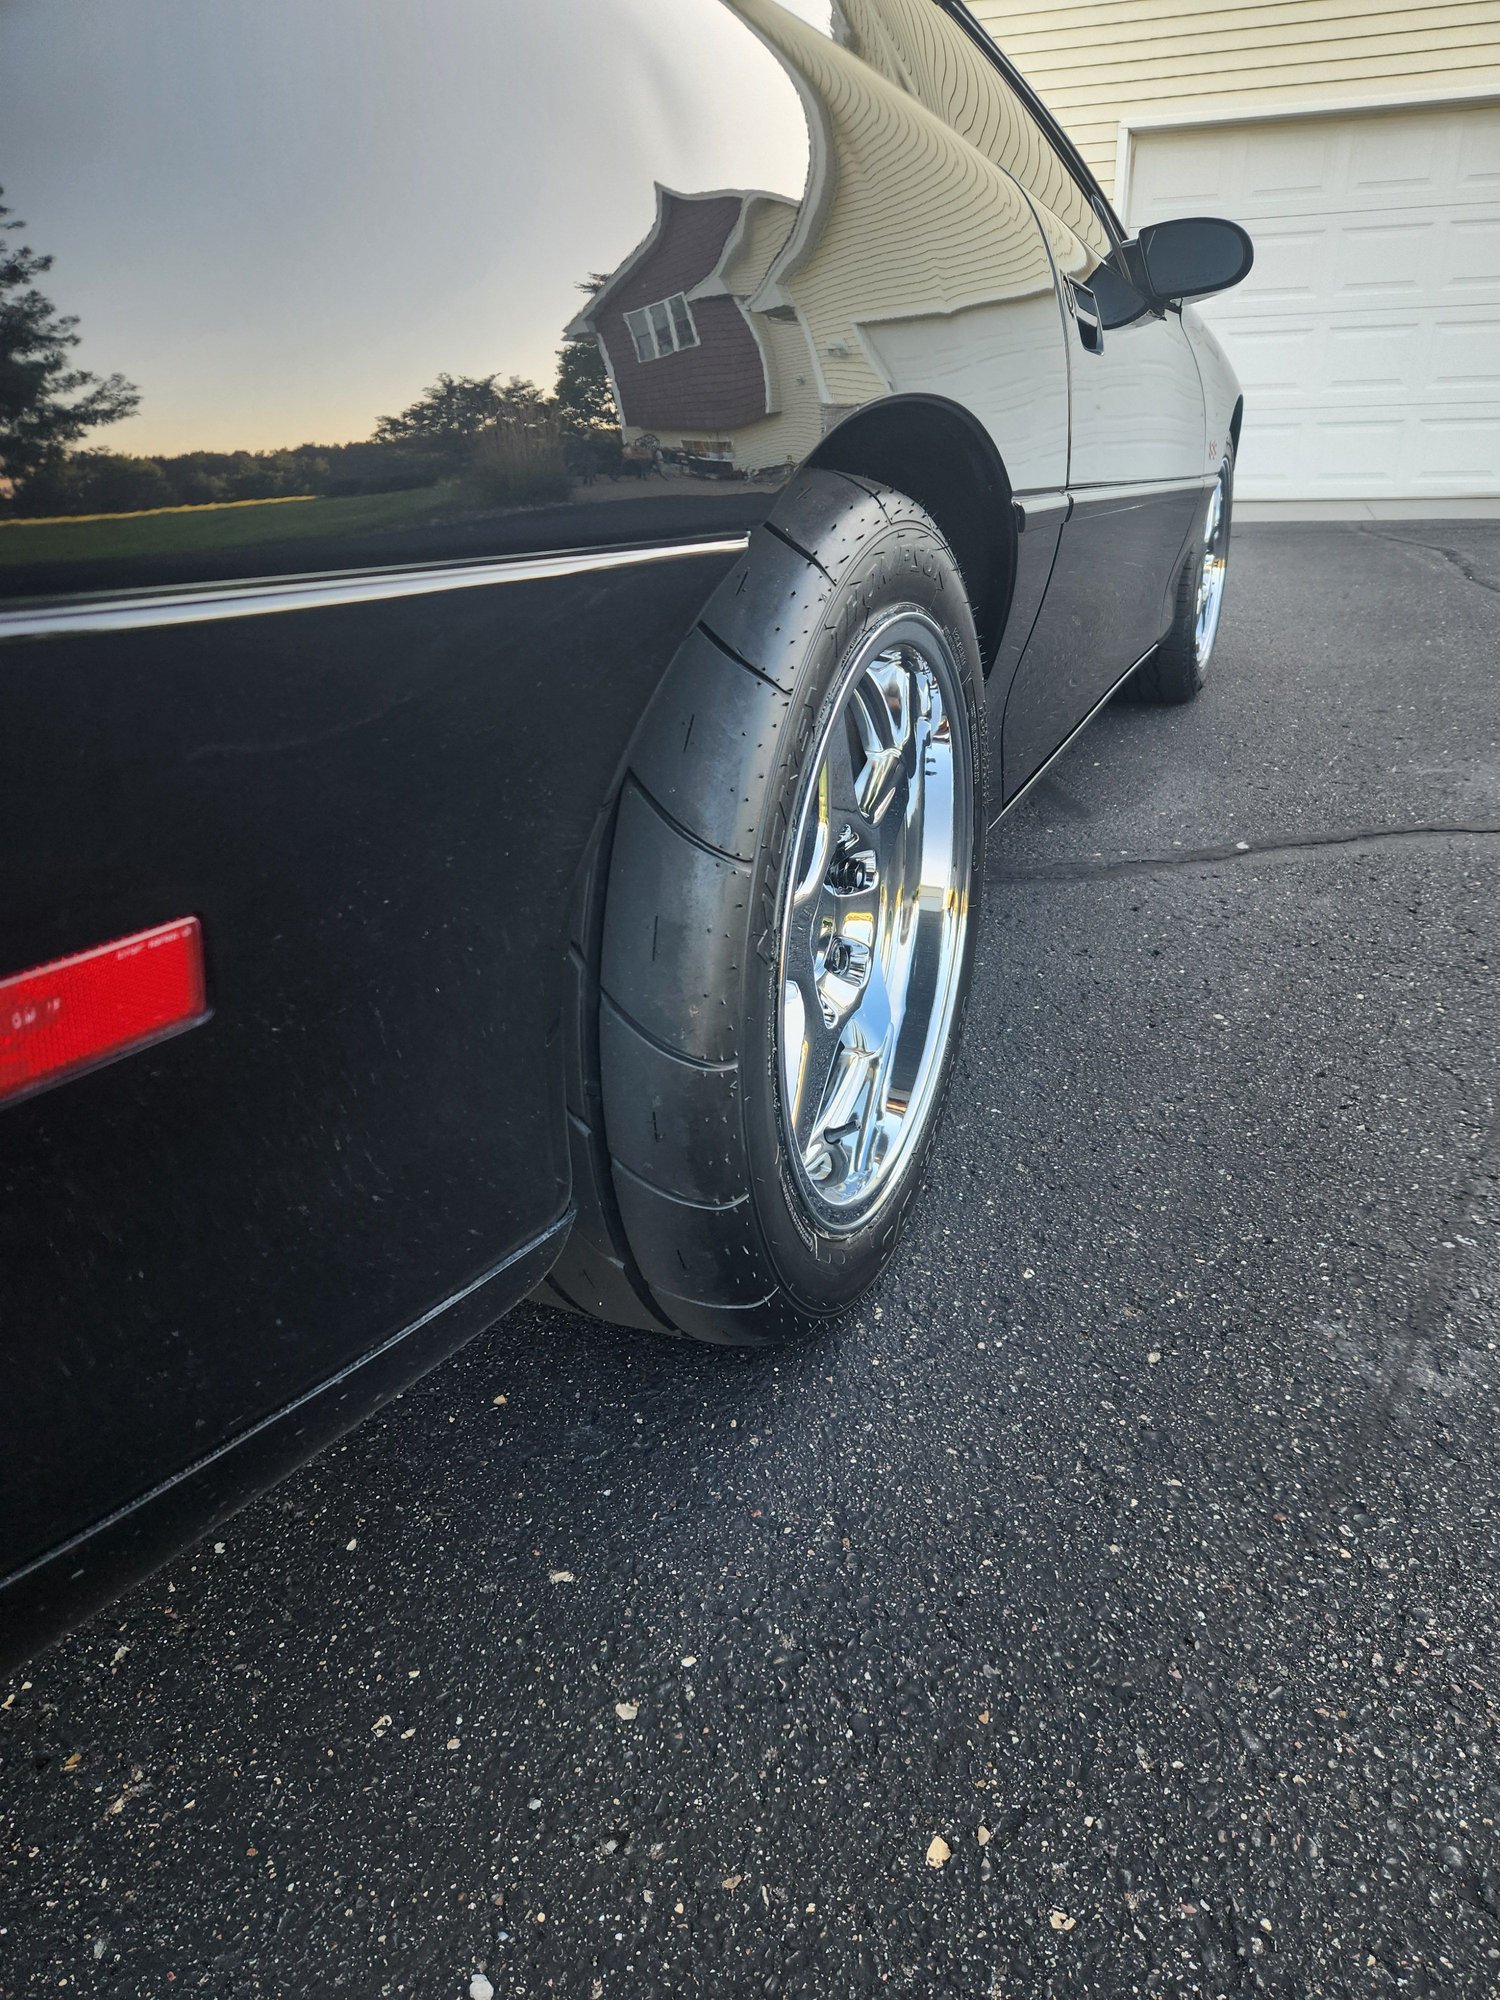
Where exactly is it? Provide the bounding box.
[3,521,1497,1999]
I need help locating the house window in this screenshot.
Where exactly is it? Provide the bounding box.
[624,292,699,363]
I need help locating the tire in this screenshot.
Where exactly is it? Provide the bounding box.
[1127,442,1233,705]
[536,468,987,1345]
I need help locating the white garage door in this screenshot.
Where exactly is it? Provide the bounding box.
[1127,102,1500,505]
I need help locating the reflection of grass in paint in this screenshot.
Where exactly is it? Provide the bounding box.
[15,494,322,526]
[0,483,474,565]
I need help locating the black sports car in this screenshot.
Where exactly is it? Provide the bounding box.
[0,0,1249,1666]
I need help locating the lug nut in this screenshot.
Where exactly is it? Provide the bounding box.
[822,936,871,985]
[828,836,877,894]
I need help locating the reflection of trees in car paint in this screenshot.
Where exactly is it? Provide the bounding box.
[0,0,1125,575]
[0,188,141,500]
[6,298,628,526]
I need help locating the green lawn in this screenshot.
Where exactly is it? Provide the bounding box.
[0,483,473,566]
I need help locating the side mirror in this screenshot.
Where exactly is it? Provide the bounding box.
[1134,217,1254,304]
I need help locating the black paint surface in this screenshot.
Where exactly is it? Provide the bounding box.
[0,552,738,1588]
[3,522,1497,1997]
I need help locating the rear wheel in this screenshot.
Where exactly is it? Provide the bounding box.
[538,469,985,1344]
[1127,443,1233,705]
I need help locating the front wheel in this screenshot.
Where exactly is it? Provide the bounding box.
[539,470,986,1344]
[1127,443,1233,705]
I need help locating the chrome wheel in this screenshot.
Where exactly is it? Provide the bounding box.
[776,611,973,1229]
[1194,462,1230,666]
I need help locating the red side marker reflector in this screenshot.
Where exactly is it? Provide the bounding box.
[0,917,208,1107]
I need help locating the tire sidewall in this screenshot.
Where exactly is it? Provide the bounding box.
[738,519,986,1314]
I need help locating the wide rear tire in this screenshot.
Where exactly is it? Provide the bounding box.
[537,469,986,1345]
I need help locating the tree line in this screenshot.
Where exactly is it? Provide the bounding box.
[1,192,619,518]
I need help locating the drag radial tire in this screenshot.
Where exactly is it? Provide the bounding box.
[537,469,986,1345]
[1127,441,1234,706]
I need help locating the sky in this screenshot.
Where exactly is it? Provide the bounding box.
[1,0,818,454]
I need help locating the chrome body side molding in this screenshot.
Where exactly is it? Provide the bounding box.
[0,538,753,641]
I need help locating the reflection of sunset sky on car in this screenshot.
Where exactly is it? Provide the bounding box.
[1,0,813,453]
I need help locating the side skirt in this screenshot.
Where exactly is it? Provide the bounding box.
[990,640,1161,830]
[0,1209,570,1672]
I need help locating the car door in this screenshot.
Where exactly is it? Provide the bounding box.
[1001,213,1210,796]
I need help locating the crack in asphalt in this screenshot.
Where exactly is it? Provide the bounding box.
[1353,525,1500,597]
[990,821,1500,886]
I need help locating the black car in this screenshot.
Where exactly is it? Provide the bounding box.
[0,0,1249,1667]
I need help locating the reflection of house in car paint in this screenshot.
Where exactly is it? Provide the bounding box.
[729,0,1100,424]
[565,186,826,478]
[571,0,1114,481]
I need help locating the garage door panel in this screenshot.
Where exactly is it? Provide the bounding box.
[1337,218,1435,296]
[1430,313,1500,388]
[1220,320,1321,390]
[1132,104,1499,219]
[1217,211,1499,316]
[1345,118,1457,199]
[1237,126,1339,201]
[1457,113,1500,190]
[1236,420,1303,490]
[1239,416,1405,497]
[1240,223,1332,305]
[1131,129,1236,209]
[1307,417,1408,484]
[1219,308,1497,403]
[1443,214,1500,292]
[1129,102,1500,501]
[1410,414,1500,482]
[1241,409,1500,496]
[1323,317,1423,388]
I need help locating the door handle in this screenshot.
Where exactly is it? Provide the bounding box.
[1067,279,1104,356]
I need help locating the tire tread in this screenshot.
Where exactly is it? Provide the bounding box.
[542,468,980,1345]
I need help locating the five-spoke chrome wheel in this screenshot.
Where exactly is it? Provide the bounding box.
[1194,461,1230,667]
[777,611,973,1229]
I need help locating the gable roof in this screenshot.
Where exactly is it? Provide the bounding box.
[564,183,794,338]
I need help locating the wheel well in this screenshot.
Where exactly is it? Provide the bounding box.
[805,395,1016,675]
[1229,396,1244,456]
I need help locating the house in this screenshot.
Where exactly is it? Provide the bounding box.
[565,185,827,478]
[971,0,1500,516]
[569,0,1109,480]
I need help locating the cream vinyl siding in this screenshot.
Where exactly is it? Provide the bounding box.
[742,314,828,466]
[970,0,1500,198]
[720,197,798,299]
[835,0,1112,247]
[735,0,1077,410]
[718,195,828,463]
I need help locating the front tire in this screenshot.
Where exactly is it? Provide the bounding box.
[1128,443,1233,705]
[539,469,986,1345]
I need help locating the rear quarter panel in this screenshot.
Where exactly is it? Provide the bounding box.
[1180,304,1245,465]
[0,0,1124,1651]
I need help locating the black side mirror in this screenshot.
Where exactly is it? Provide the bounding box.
[1134,217,1254,304]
